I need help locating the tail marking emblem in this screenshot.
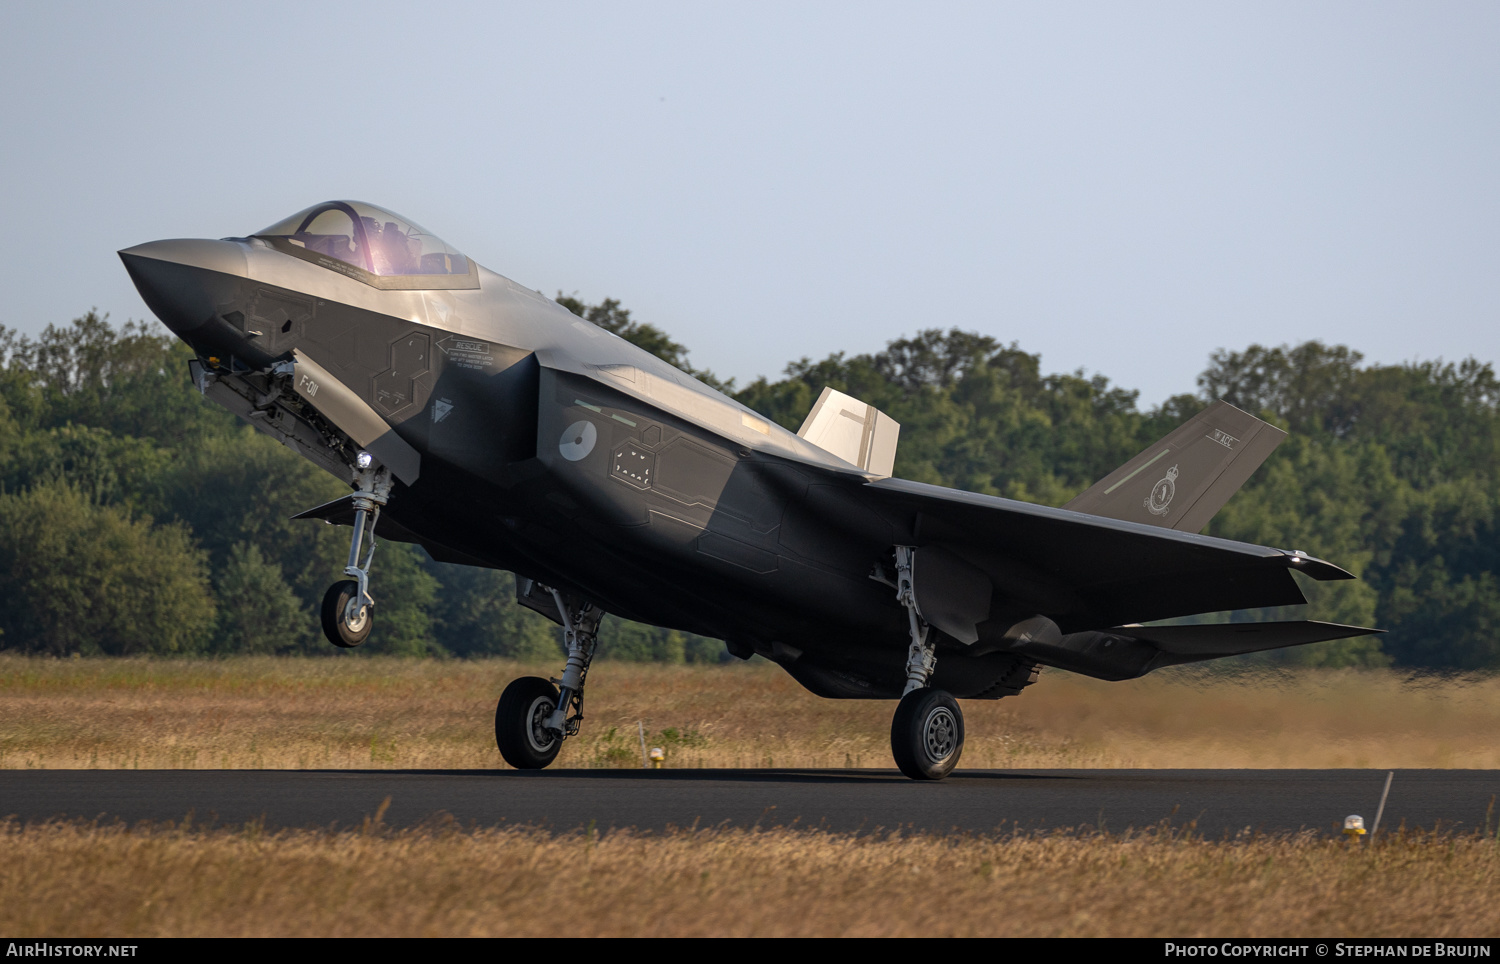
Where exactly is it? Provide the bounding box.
[1145,465,1179,516]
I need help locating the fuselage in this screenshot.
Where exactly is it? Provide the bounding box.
[120,201,1368,700]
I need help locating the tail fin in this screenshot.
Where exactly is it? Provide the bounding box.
[1063,400,1286,533]
[797,386,901,477]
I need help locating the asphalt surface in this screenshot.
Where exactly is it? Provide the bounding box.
[3,768,1497,837]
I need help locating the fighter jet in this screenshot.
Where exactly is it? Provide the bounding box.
[120,200,1377,780]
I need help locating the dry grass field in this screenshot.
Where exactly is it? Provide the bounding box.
[4,656,1499,937]
[2,655,1499,771]
[1,818,1496,937]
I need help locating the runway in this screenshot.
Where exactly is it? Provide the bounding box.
[3,768,1497,837]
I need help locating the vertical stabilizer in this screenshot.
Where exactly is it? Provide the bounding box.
[1063,400,1285,533]
[797,386,901,477]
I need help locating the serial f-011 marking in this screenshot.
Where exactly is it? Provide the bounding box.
[121,200,1378,780]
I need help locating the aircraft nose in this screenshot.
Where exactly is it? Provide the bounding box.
[118,239,249,336]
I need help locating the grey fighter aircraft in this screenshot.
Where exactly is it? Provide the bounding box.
[120,201,1377,780]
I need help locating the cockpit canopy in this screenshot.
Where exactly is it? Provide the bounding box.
[253,201,478,290]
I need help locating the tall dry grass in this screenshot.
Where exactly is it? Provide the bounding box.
[2,655,1499,770]
[2,818,1497,937]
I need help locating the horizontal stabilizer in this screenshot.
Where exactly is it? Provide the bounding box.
[797,386,900,477]
[1119,619,1381,661]
[1064,399,1285,533]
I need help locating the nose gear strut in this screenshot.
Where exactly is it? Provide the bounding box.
[320,465,393,648]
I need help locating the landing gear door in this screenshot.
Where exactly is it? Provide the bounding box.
[516,576,564,626]
[287,349,422,485]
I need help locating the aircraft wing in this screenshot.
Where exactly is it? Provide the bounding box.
[864,476,1353,631]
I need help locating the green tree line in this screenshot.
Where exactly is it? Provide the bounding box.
[1,308,1496,669]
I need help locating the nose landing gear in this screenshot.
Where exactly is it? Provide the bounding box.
[320,465,392,648]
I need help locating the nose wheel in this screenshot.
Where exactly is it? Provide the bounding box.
[321,579,372,647]
[890,687,965,780]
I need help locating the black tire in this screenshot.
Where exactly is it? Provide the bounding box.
[890,687,964,780]
[320,579,372,648]
[496,676,563,769]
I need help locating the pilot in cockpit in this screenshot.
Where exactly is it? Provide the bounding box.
[253,201,472,286]
[364,217,419,276]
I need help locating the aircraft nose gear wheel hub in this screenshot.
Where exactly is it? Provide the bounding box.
[496,676,564,769]
[891,687,965,780]
[320,466,392,648]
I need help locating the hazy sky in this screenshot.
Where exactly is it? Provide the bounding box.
[2,2,1496,406]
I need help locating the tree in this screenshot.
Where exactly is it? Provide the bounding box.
[0,483,215,655]
[3,308,1496,669]
[213,541,311,654]
[0,313,233,444]
[423,562,562,660]
[359,541,442,656]
[1198,342,1365,437]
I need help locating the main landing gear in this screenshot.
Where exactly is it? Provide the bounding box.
[889,545,965,780]
[321,465,392,648]
[495,590,603,769]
